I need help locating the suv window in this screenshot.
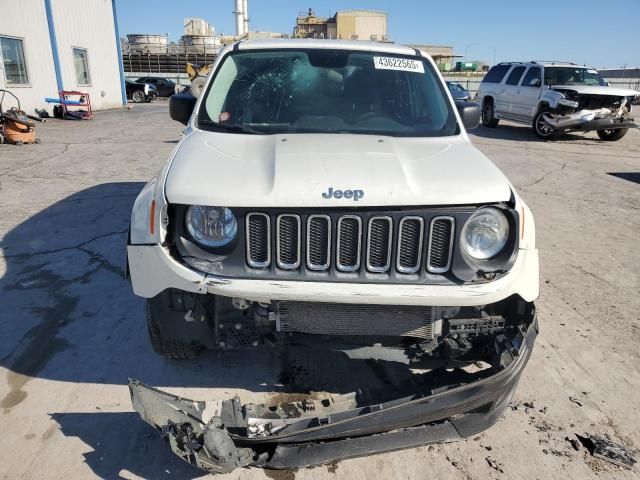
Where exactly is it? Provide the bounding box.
[505,66,526,86]
[483,65,510,84]
[199,49,458,137]
[521,67,541,87]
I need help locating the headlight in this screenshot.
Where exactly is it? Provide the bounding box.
[558,98,579,109]
[461,208,509,260]
[186,206,237,248]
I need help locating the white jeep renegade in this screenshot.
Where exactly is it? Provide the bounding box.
[126,40,539,473]
[477,61,639,140]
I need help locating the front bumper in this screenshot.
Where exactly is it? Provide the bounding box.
[129,309,537,473]
[127,244,539,305]
[544,109,639,131]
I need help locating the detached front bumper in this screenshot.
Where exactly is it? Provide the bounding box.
[129,309,537,473]
[544,109,639,132]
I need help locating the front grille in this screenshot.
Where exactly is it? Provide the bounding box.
[427,217,455,273]
[366,216,392,272]
[277,301,435,339]
[246,213,270,268]
[307,215,331,270]
[245,210,457,277]
[337,216,362,271]
[276,215,300,269]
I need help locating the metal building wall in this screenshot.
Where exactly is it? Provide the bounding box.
[51,0,123,110]
[0,2,58,114]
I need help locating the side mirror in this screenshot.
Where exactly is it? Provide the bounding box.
[169,94,197,125]
[530,78,541,87]
[456,101,481,130]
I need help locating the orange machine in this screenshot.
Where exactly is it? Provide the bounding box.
[0,90,42,145]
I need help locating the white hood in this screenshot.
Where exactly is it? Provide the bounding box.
[165,131,512,207]
[552,85,639,97]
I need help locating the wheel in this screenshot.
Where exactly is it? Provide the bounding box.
[146,301,201,359]
[597,128,628,141]
[533,109,559,140]
[132,90,145,103]
[481,99,499,128]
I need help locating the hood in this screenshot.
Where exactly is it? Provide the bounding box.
[164,131,512,207]
[552,85,639,97]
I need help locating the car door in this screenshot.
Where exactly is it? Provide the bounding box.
[493,66,517,115]
[501,66,526,118]
[510,66,542,121]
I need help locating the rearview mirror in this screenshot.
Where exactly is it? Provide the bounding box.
[455,101,481,130]
[169,94,197,125]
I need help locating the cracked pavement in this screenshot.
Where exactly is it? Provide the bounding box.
[0,103,639,479]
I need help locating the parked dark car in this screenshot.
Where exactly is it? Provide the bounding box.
[125,80,158,103]
[446,81,471,101]
[135,77,176,97]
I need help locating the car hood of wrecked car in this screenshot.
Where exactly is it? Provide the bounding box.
[551,85,640,97]
[163,130,513,207]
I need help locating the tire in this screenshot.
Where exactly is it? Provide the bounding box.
[533,109,559,140]
[597,128,628,141]
[132,90,145,103]
[481,99,499,128]
[146,301,201,359]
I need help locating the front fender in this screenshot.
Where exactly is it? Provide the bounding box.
[539,89,563,109]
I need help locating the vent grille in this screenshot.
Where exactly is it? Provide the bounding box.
[427,217,455,273]
[278,301,435,339]
[397,217,424,273]
[336,216,362,271]
[246,213,270,268]
[307,215,331,270]
[366,216,392,272]
[276,215,300,269]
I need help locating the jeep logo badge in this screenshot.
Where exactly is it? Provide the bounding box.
[322,187,364,201]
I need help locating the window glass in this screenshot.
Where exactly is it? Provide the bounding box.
[544,67,606,86]
[200,49,458,137]
[521,67,541,87]
[73,48,91,85]
[505,66,526,86]
[482,65,510,84]
[0,36,29,85]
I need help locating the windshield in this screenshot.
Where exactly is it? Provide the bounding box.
[544,67,606,86]
[198,49,458,136]
[447,82,466,94]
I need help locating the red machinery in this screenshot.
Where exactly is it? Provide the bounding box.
[57,90,93,120]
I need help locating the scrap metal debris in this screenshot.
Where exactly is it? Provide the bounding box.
[485,455,504,473]
[576,434,637,470]
[569,396,583,407]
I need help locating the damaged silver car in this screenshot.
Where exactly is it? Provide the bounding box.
[477,61,639,140]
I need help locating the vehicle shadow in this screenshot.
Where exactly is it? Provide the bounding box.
[470,123,590,142]
[50,412,204,480]
[0,182,283,391]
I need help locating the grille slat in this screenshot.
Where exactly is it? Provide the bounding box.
[366,216,392,272]
[307,215,331,270]
[427,217,455,273]
[397,217,424,273]
[276,215,300,269]
[337,216,362,271]
[246,213,270,268]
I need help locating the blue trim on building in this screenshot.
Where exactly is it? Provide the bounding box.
[43,0,63,92]
[111,0,127,106]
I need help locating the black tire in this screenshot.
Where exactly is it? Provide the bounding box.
[533,109,559,140]
[132,90,145,103]
[146,301,201,359]
[481,99,499,128]
[597,128,628,141]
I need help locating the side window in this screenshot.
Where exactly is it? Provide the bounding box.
[483,65,510,84]
[521,67,541,87]
[505,66,525,86]
[72,47,91,85]
[0,36,29,85]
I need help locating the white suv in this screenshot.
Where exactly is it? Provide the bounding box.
[126,39,539,474]
[477,61,639,140]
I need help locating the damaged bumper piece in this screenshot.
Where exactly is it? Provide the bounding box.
[544,101,639,132]
[129,310,538,473]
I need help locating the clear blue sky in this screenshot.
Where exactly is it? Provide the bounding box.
[115,0,640,68]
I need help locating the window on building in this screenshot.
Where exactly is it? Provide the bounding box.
[0,36,29,85]
[73,48,91,85]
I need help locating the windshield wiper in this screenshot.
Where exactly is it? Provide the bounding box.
[199,119,267,135]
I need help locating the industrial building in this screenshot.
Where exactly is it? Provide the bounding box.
[0,0,125,115]
[294,9,388,41]
[409,45,460,72]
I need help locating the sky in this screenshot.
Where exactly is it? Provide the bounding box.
[115,0,640,68]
